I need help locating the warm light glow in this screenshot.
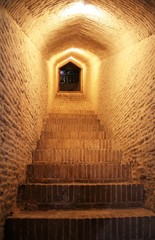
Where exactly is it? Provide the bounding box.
[66,56,85,67]
[55,56,86,94]
[57,56,85,69]
[65,48,83,54]
[60,2,103,18]
[48,47,95,65]
[48,47,101,99]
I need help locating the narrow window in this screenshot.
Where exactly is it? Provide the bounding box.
[59,62,81,91]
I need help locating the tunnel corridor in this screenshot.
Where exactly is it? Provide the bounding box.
[5,93,155,239]
[0,0,155,239]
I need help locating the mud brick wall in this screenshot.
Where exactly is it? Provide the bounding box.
[97,35,155,211]
[0,1,154,238]
[0,9,48,239]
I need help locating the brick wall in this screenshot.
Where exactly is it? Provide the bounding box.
[96,35,155,211]
[85,56,101,108]
[0,9,48,239]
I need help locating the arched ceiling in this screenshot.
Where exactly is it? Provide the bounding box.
[1,0,155,60]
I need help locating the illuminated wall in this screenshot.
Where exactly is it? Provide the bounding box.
[97,35,155,209]
[0,9,49,238]
[0,1,154,238]
[48,47,101,106]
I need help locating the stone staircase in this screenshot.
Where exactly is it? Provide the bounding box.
[5,93,155,240]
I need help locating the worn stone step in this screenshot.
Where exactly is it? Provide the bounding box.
[17,182,143,210]
[48,112,98,118]
[37,139,112,150]
[45,123,103,131]
[5,208,155,240]
[46,117,100,124]
[51,94,93,112]
[27,163,131,183]
[53,96,89,102]
[33,149,122,163]
[51,104,94,113]
[51,109,94,114]
[52,97,90,102]
[51,99,92,107]
[50,102,94,113]
[42,130,106,139]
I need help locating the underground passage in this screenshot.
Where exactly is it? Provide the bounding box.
[0,0,155,240]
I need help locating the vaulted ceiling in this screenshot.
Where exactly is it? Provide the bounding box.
[1,0,154,61]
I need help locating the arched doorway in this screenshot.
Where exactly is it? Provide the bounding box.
[59,62,81,91]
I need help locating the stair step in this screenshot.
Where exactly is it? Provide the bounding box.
[42,130,106,139]
[47,117,100,124]
[51,109,95,114]
[48,113,98,119]
[5,208,155,240]
[37,139,112,149]
[51,100,92,107]
[18,182,143,210]
[51,94,94,112]
[27,163,131,183]
[33,149,122,163]
[45,123,103,131]
[7,94,153,239]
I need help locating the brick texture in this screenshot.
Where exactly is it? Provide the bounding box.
[4,94,155,239]
[96,35,155,210]
[0,0,154,239]
[26,163,131,183]
[5,209,155,240]
[17,182,144,210]
[0,9,48,238]
[0,0,154,59]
